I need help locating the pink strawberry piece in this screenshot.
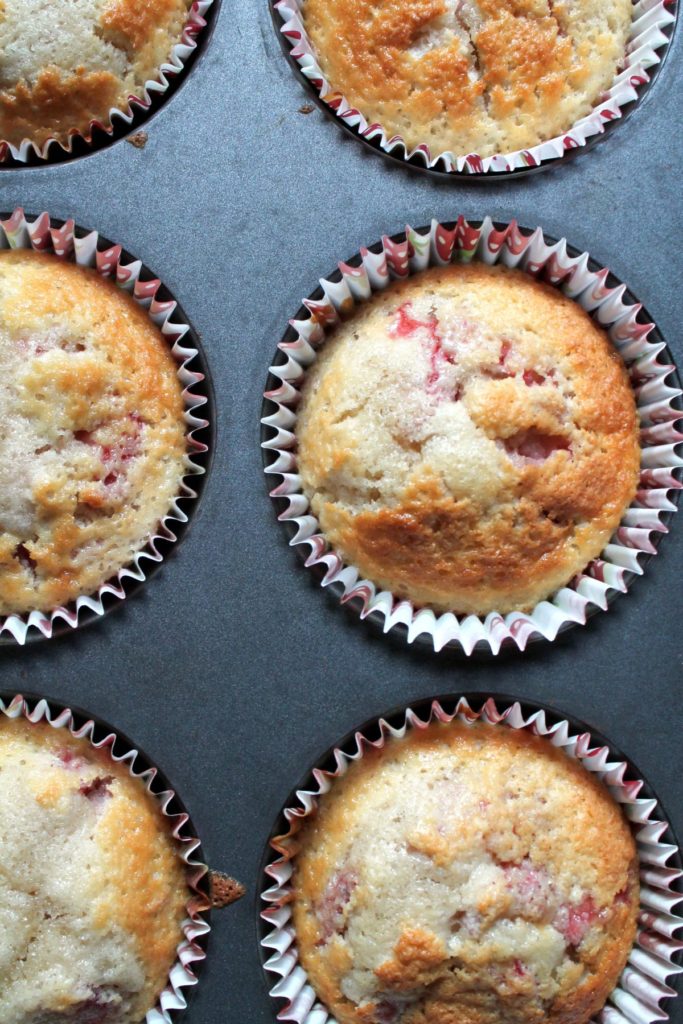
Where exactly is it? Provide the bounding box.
[74,997,112,1024]
[316,867,358,941]
[74,430,96,445]
[391,303,433,339]
[523,368,546,386]
[503,429,571,463]
[79,775,114,801]
[43,989,114,1023]
[75,414,143,487]
[480,339,515,381]
[513,959,527,977]
[390,302,456,395]
[555,894,598,946]
[503,859,553,918]
[499,339,512,366]
[55,748,84,770]
[372,1000,401,1024]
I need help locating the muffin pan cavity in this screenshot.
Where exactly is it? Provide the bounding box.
[261,218,683,654]
[0,210,214,644]
[260,694,683,1024]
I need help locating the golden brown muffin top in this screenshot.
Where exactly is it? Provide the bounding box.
[293,721,639,1024]
[0,716,188,1022]
[0,249,187,615]
[296,263,640,615]
[301,0,632,157]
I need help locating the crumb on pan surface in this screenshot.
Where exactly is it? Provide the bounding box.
[0,0,193,147]
[292,721,640,1024]
[0,249,187,616]
[299,0,632,158]
[296,262,640,615]
[0,716,188,1023]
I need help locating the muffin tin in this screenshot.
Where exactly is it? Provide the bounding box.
[0,1,681,1023]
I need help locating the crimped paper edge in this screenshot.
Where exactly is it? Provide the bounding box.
[273,0,676,175]
[0,207,211,644]
[0,1,214,164]
[261,216,683,655]
[0,692,211,1023]
[260,695,683,1024]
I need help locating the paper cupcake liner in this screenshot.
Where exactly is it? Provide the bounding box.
[0,1,214,165]
[273,0,676,176]
[0,692,211,1023]
[261,695,683,1024]
[261,217,683,655]
[0,208,211,644]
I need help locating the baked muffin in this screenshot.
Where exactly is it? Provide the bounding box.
[0,716,188,1023]
[293,720,640,1024]
[296,262,640,615]
[0,249,187,616]
[299,0,632,158]
[0,0,193,148]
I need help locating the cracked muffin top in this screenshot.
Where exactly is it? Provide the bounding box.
[296,262,640,616]
[0,0,193,148]
[299,0,632,157]
[0,716,188,1024]
[292,720,640,1024]
[0,249,187,617]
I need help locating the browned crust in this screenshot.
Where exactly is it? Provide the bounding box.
[209,871,246,908]
[0,68,122,147]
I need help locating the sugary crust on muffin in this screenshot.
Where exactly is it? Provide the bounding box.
[296,263,640,615]
[0,716,187,1023]
[299,0,632,157]
[292,721,639,1024]
[0,0,192,146]
[0,249,187,616]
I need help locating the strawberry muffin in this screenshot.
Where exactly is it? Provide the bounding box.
[298,0,632,158]
[0,0,194,148]
[0,715,188,1023]
[296,262,640,615]
[293,720,639,1024]
[0,249,186,616]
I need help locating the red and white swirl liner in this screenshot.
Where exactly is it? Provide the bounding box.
[273,0,676,175]
[0,692,211,1023]
[261,695,683,1024]
[0,1,214,164]
[261,217,683,655]
[0,208,210,644]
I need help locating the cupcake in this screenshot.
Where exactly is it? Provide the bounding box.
[295,262,640,616]
[0,248,187,617]
[0,0,200,152]
[0,714,190,1022]
[293,0,632,158]
[290,718,639,1024]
